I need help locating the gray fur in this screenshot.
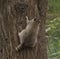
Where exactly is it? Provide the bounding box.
[16,16,40,51]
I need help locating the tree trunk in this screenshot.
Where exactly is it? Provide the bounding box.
[0,0,47,59]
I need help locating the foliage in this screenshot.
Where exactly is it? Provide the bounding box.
[48,0,60,13]
[47,0,60,58]
[46,17,60,58]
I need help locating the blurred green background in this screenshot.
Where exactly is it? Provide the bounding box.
[46,0,60,59]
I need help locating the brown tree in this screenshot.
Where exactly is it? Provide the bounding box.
[0,0,47,59]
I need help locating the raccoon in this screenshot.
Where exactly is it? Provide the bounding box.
[16,16,40,51]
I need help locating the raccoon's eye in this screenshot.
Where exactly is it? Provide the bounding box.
[34,19,36,21]
[34,18,37,21]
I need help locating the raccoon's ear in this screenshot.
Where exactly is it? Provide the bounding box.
[26,16,30,24]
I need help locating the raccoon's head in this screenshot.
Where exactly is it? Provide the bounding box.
[26,16,40,25]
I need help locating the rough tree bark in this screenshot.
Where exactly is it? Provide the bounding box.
[0,0,47,59]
